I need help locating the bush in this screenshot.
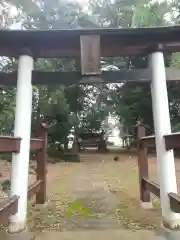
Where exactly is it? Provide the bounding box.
[48,148,80,163]
[48,148,64,159]
[0,151,36,163]
[0,153,12,162]
[63,153,80,162]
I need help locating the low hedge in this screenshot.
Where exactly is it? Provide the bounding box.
[48,148,80,163]
[0,149,80,163]
[62,153,80,162]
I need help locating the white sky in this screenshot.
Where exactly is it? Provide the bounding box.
[77,0,88,4]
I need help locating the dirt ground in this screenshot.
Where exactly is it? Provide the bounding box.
[1,152,180,235]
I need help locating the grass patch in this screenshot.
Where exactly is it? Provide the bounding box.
[29,199,100,231]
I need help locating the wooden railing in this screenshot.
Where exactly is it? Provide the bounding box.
[137,124,180,213]
[0,123,47,224]
[0,195,19,224]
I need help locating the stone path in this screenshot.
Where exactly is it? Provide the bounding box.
[34,155,175,239]
[66,160,120,230]
[1,154,179,239]
[0,154,157,240]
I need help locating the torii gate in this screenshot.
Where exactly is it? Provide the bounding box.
[1,26,180,233]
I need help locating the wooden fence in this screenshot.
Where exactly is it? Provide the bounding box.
[0,123,47,224]
[137,124,180,213]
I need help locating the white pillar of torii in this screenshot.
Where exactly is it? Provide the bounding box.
[149,45,180,229]
[8,49,34,233]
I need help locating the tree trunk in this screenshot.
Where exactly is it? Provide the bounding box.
[72,137,80,153]
[64,136,68,152]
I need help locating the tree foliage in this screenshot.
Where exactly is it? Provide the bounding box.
[86,0,179,133]
[0,0,180,145]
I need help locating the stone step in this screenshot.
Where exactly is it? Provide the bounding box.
[60,216,120,230]
[2,229,180,239]
[35,230,171,240]
[0,231,35,240]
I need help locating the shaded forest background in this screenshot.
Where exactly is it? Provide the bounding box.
[1,0,180,149]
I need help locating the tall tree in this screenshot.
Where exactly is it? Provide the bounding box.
[87,0,174,132]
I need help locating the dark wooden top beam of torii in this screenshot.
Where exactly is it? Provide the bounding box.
[1,26,180,57]
[0,68,180,85]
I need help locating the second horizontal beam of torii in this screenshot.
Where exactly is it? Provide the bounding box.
[1,68,180,85]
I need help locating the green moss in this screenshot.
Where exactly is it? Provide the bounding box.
[67,200,100,218]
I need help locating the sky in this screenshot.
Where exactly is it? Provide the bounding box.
[77,0,88,4]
